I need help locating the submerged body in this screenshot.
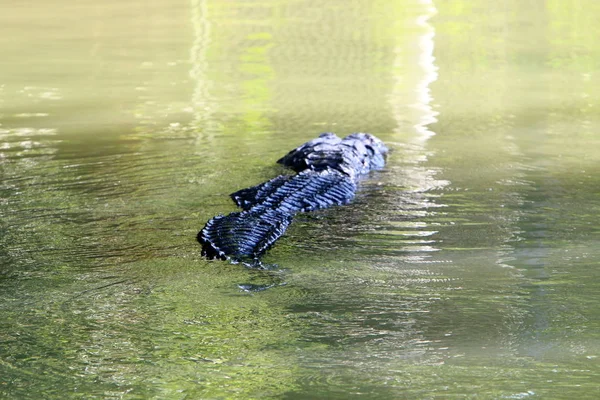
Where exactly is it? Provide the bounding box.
[198,132,388,262]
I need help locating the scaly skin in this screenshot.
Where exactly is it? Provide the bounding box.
[198,132,388,262]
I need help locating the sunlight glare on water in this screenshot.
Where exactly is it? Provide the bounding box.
[1,0,600,399]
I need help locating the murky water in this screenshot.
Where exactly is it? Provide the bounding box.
[2,0,600,398]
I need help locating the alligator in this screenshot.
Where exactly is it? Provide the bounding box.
[198,132,389,262]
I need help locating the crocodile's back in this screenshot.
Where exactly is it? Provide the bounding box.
[198,133,388,262]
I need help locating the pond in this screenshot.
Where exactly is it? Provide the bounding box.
[1,0,600,398]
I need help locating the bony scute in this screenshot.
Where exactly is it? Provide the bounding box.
[198,132,388,262]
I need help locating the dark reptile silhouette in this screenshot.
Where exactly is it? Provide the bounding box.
[198,132,388,262]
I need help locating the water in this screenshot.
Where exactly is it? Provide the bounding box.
[1,0,600,398]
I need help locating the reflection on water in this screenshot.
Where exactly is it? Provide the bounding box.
[2,0,600,398]
[385,0,446,263]
[190,0,212,129]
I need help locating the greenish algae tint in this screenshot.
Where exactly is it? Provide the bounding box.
[1,0,600,398]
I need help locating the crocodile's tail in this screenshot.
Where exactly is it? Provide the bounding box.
[231,170,357,212]
[197,132,387,262]
[198,209,293,261]
[200,170,357,261]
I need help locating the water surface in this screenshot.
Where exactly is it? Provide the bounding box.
[1,0,600,398]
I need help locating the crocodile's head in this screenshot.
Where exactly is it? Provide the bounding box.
[278,132,388,176]
[342,132,389,173]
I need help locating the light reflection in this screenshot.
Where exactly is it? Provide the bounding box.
[237,31,276,134]
[413,0,439,140]
[19,86,63,101]
[387,0,447,262]
[189,1,276,139]
[391,0,441,170]
[0,126,60,161]
[190,0,216,138]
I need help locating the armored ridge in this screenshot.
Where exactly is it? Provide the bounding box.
[198,132,389,262]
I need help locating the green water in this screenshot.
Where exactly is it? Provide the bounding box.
[1,0,600,398]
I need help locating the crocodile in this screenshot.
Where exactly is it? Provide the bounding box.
[197,132,388,262]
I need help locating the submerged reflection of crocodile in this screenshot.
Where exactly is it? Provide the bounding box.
[198,132,389,262]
